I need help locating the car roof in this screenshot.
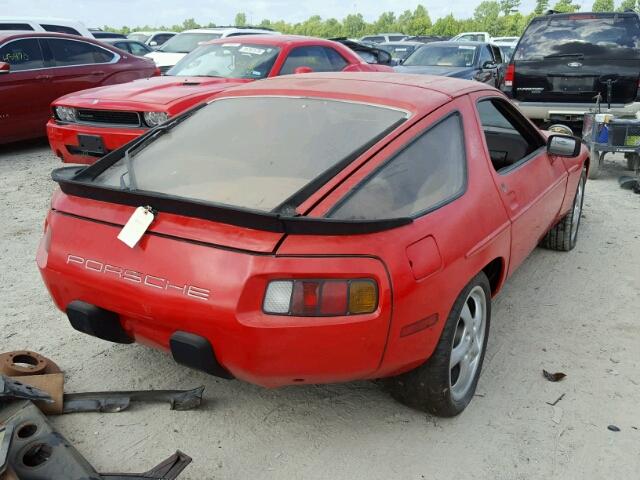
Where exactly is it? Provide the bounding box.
[380,41,422,46]
[216,72,491,115]
[181,27,275,34]
[0,31,108,44]
[206,34,342,47]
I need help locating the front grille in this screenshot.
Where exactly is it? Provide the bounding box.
[76,109,142,127]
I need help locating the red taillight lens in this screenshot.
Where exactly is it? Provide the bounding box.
[263,279,377,316]
[504,63,515,87]
[153,66,161,76]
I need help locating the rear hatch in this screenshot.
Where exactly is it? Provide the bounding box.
[512,13,640,104]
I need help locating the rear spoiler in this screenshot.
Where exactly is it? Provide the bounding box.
[52,167,412,235]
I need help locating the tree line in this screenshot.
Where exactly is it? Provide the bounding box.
[105,0,638,39]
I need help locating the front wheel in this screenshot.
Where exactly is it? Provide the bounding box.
[384,272,491,417]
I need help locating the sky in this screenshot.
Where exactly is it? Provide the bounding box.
[0,0,595,29]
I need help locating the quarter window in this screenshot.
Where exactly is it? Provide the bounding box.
[479,46,493,65]
[42,24,81,36]
[477,99,544,172]
[330,113,466,220]
[0,39,45,71]
[129,42,150,56]
[48,39,114,66]
[280,46,348,75]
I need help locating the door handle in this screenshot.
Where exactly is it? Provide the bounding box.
[91,71,105,76]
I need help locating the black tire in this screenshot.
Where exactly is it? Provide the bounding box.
[541,168,587,252]
[383,272,491,417]
[587,146,601,179]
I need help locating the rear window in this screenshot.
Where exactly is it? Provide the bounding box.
[42,24,81,36]
[92,97,408,212]
[404,44,478,67]
[159,32,222,53]
[515,15,640,60]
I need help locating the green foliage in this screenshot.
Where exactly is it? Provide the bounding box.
[102,1,595,40]
[592,0,614,11]
[552,0,581,13]
[617,0,638,11]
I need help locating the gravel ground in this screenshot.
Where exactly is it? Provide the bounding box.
[1,140,639,479]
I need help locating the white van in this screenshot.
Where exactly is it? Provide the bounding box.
[0,17,94,38]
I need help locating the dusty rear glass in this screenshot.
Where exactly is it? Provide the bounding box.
[159,32,222,53]
[515,14,640,60]
[92,97,408,212]
[168,43,280,79]
[404,44,478,67]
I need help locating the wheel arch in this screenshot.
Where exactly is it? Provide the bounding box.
[481,257,506,297]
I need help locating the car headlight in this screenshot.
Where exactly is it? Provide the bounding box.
[55,106,76,122]
[143,111,169,127]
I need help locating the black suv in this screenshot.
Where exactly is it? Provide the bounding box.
[501,11,640,129]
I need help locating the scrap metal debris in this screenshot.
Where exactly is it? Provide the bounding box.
[0,400,191,479]
[0,424,14,475]
[545,393,565,407]
[0,376,53,404]
[543,370,567,382]
[62,386,205,414]
[608,425,621,432]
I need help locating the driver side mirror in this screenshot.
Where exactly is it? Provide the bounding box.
[547,134,581,157]
[294,66,313,74]
[0,62,10,74]
[482,60,497,70]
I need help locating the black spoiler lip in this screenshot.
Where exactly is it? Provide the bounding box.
[51,167,412,235]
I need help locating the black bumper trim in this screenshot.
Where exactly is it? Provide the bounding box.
[170,331,234,379]
[66,300,134,344]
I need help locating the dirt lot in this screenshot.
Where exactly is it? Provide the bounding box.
[1,140,639,479]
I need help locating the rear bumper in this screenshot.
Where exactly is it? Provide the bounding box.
[511,100,640,123]
[37,210,394,387]
[46,119,146,164]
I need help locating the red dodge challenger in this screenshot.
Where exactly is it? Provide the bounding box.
[47,35,393,164]
[37,73,588,416]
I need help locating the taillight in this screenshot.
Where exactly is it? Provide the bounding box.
[504,63,515,87]
[263,279,378,316]
[153,66,161,76]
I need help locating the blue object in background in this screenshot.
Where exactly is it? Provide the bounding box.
[597,125,609,143]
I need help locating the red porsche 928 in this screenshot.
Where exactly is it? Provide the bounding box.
[37,73,588,416]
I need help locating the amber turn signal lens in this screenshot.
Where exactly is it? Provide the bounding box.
[348,280,378,314]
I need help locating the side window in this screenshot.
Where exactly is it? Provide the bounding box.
[323,48,348,70]
[0,39,45,71]
[48,39,115,66]
[42,24,81,36]
[330,114,466,220]
[153,34,173,45]
[0,23,34,31]
[389,36,406,41]
[280,46,345,75]
[477,99,545,173]
[478,46,493,65]
[129,42,150,56]
[113,42,131,53]
[490,45,502,63]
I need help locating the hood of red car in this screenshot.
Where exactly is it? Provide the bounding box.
[56,76,252,110]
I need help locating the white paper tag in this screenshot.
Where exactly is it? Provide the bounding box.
[117,206,155,248]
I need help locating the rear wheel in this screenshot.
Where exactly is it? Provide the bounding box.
[588,146,602,179]
[541,168,586,252]
[384,272,491,417]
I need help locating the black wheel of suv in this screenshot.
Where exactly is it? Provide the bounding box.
[541,168,586,252]
[384,272,491,417]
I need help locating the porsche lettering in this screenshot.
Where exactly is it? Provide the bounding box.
[66,254,210,300]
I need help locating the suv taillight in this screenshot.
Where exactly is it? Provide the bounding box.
[263,279,378,316]
[504,63,515,87]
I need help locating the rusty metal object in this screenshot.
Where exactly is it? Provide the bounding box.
[63,386,205,414]
[0,352,61,377]
[0,400,192,479]
[0,376,52,404]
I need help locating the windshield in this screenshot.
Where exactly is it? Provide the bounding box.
[159,32,222,53]
[92,97,408,212]
[167,43,280,78]
[515,15,640,60]
[404,44,478,67]
[379,44,416,60]
[128,33,149,42]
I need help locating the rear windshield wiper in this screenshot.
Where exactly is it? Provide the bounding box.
[118,102,208,190]
[543,53,585,59]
